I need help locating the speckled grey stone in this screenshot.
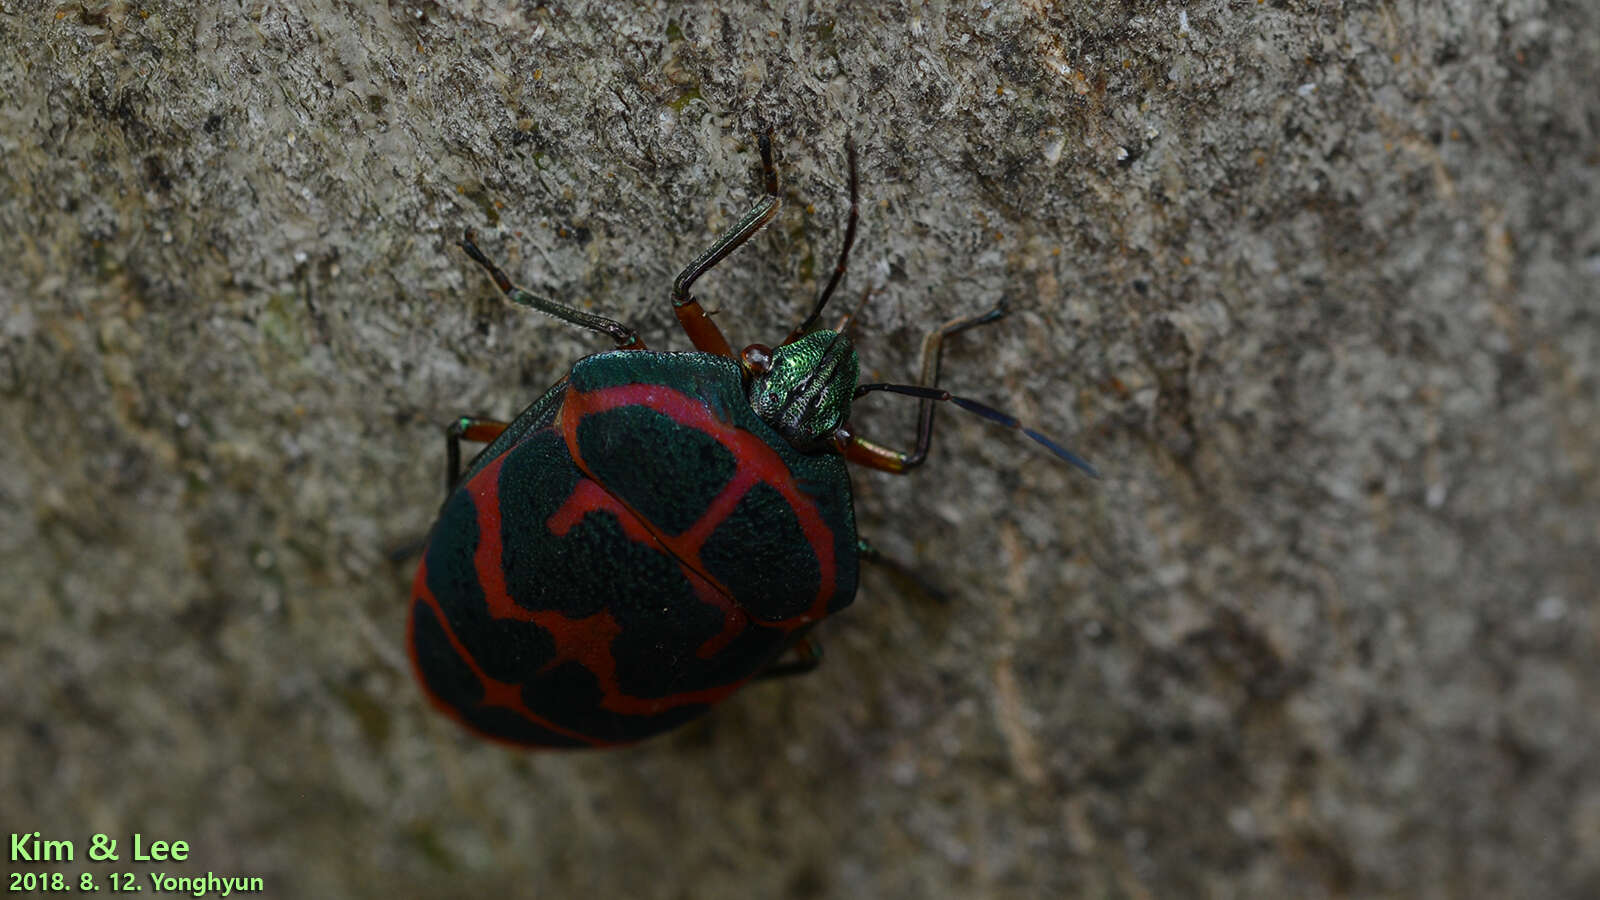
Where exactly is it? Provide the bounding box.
[3,1,1597,898]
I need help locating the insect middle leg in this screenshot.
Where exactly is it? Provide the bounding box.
[444,416,510,495]
[387,415,514,563]
[841,304,1009,473]
[459,231,645,350]
[669,133,782,358]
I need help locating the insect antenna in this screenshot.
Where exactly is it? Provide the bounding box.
[853,382,1100,478]
[784,135,859,344]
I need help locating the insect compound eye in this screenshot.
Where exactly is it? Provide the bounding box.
[741,343,775,375]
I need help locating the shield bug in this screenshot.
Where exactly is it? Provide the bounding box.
[409,135,1097,748]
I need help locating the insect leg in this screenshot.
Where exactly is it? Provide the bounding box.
[386,416,513,563]
[752,633,824,681]
[669,133,782,358]
[857,537,951,604]
[839,304,1010,473]
[459,232,645,350]
[444,416,510,495]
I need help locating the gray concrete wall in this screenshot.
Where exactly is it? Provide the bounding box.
[3,1,1596,897]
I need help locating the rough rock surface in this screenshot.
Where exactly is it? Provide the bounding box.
[3,1,1596,897]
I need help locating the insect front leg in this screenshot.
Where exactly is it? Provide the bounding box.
[669,133,782,358]
[839,304,1009,473]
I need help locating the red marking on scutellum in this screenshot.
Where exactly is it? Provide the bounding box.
[560,381,840,625]
[475,439,749,704]
[545,476,752,659]
[409,557,598,748]
[409,377,841,746]
[413,441,758,745]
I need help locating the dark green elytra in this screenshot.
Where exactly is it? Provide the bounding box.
[409,351,859,747]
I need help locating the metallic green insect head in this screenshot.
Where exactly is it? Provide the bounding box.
[746,330,860,452]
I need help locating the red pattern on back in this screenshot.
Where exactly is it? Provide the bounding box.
[560,381,839,625]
